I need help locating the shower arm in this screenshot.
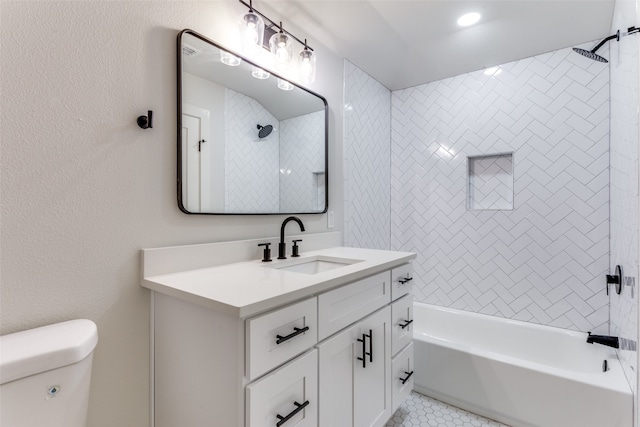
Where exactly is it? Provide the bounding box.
[592,27,640,53]
[590,31,620,53]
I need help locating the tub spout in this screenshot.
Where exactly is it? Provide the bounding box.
[587,332,619,349]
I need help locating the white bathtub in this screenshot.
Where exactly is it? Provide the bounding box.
[413,303,633,427]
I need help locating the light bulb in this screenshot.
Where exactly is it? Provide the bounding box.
[269,31,292,70]
[298,48,316,84]
[239,11,264,56]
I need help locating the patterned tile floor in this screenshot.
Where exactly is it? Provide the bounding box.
[385,392,511,427]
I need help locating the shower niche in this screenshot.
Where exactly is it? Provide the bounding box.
[467,153,514,210]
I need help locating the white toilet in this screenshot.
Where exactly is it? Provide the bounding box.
[0,319,98,427]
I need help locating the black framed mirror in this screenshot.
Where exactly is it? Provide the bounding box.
[177,29,328,215]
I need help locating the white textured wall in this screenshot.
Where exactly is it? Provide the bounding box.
[609,0,640,418]
[0,2,344,426]
[391,44,610,333]
[343,61,391,249]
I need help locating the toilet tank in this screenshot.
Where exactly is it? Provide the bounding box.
[0,319,98,427]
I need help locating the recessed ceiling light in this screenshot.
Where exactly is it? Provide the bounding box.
[457,12,481,27]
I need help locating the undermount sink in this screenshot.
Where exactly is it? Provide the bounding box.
[267,255,363,275]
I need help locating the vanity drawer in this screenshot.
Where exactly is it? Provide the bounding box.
[391,342,414,413]
[391,294,413,356]
[246,349,318,427]
[391,263,413,301]
[246,297,318,381]
[318,271,390,341]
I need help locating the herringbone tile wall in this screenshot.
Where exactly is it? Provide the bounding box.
[390,43,610,332]
[609,0,639,398]
[344,60,391,249]
[280,111,325,213]
[225,89,280,213]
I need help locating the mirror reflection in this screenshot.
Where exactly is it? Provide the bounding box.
[178,30,328,214]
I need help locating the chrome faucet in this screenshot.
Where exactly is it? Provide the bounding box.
[278,216,305,259]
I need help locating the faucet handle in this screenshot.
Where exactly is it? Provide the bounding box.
[258,243,272,262]
[291,239,302,257]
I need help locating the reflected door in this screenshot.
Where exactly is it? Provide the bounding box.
[181,105,210,212]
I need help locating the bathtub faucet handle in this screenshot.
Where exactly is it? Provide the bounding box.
[606,265,623,295]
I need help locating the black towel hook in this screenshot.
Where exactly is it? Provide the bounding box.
[137,110,153,129]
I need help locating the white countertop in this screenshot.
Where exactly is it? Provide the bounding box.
[142,246,416,318]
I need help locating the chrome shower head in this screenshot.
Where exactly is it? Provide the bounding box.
[257,124,273,138]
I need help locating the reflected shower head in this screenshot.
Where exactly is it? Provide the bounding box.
[573,30,620,63]
[257,124,273,138]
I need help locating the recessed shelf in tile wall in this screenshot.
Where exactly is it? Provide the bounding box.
[468,153,514,210]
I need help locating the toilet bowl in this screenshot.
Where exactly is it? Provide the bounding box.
[0,319,98,427]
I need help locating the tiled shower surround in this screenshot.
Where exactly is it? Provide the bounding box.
[609,0,639,402]
[345,42,611,333]
[225,90,325,213]
[225,89,280,212]
[279,111,326,213]
[391,44,610,332]
[344,61,391,250]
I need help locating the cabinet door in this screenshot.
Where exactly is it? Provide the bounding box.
[317,306,391,427]
[246,350,318,427]
[353,306,391,427]
[317,319,358,426]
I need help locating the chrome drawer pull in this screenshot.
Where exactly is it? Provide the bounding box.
[276,400,310,426]
[400,370,414,385]
[276,326,309,345]
[399,319,413,329]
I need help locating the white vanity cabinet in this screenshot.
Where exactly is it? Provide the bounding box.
[144,243,416,427]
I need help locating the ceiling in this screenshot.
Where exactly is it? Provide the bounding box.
[260,0,616,90]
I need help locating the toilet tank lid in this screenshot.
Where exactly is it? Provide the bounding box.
[0,319,98,385]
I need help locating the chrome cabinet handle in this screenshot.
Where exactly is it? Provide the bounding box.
[276,400,309,426]
[400,371,414,385]
[399,319,413,329]
[276,326,309,345]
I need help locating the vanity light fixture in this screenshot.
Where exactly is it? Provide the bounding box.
[238,0,316,83]
[299,40,316,84]
[278,78,294,91]
[270,22,293,70]
[239,0,265,57]
[457,12,481,27]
